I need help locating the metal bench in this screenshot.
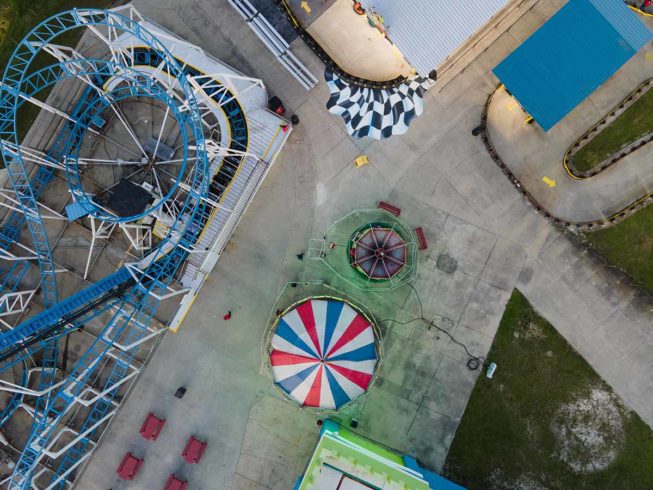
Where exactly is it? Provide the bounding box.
[378,201,401,217]
[117,452,143,481]
[182,436,207,464]
[140,412,166,440]
[415,227,428,250]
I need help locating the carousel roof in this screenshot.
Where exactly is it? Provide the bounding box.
[270,298,377,410]
[351,226,407,279]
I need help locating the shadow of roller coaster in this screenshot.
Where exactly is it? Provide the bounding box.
[0,8,253,489]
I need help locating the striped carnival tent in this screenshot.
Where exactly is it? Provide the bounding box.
[269,298,378,410]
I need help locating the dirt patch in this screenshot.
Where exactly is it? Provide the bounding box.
[513,475,549,490]
[636,234,653,251]
[523,320,544,339]
[0,7,9,41]
[551,387,626,473]
[513,320,544,340]
[436,253,457,274]
[488,470,549,490]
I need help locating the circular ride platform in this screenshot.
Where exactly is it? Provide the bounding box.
[313,209,418,291]
[349,223,407,280]
[268,297,379,411]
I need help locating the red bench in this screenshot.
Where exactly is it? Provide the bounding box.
[415,227,428,250]
[182,436,207,464]
[117,452,143,480]
[378,201,401,216]
[164,474,188,490]
[140,412,166,440]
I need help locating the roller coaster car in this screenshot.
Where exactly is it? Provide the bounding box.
[268,96,285,115]
[139,412,166,440]
[117,452,143,480]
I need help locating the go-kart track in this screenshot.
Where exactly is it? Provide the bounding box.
[0,6,289,488]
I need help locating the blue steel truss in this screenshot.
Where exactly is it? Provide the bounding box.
[0,85,97,429]
[0,59,195,437]
[0,9,235,489]
[64,77,190,223]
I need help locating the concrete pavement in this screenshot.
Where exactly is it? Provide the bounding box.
[73,0,653,488]
[518,232,653,429]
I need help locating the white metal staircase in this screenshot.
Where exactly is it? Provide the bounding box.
[178,115,284,288]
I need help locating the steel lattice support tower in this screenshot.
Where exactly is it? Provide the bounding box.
[0,7,221,488]
[0,4,288,487]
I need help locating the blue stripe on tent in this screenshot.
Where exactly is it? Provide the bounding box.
[324,366,351,408]
[328,343,377,362]
[275,319,319,358]
[276,364,319,395]
[323,300,344,355]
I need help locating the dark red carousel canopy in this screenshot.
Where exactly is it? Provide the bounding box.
[350,225,407,279]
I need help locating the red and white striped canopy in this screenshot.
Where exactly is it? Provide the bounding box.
[270,298,377,410]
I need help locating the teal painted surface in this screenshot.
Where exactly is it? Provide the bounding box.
[403,456,467,490]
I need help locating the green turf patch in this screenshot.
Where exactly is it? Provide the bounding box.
[583,204,653,294]
[571,87,653,172]
[0,0,114,144]
[444,290,653,490]
[0,6,10,42]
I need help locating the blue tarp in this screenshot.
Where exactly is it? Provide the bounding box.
[493,0,652,131]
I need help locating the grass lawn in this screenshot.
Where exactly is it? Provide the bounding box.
[583,204,653,294]
[0,0,114,141]
[572,87,653,172]
[444,290,653,490]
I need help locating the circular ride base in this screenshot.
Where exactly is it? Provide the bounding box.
[316,209,418,291]
[349,223,407,280]
[265,293,380,412]
[76,95,199,221]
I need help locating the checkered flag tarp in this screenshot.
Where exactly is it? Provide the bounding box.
[325,68,432,140]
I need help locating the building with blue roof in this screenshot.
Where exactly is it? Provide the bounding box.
[493,0,652,131]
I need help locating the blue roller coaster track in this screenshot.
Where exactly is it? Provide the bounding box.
[0,8,249,488]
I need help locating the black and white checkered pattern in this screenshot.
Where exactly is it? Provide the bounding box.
[325,68,432,140]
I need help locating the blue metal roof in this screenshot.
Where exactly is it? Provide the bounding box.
[493,0,652,131]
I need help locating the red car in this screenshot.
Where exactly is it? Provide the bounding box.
[181,436,207,464]
[140,412,166,440]
[164,474,188,490]
[116,452,143,480]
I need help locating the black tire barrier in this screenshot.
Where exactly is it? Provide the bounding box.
[479,85,653,231]
[563,78,653,179]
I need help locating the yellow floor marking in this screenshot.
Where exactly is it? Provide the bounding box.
[301,1,311,14]
[542,176,557,188]
[646,52,653,61]
[506,100,518,111]
[354,155,369,167]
